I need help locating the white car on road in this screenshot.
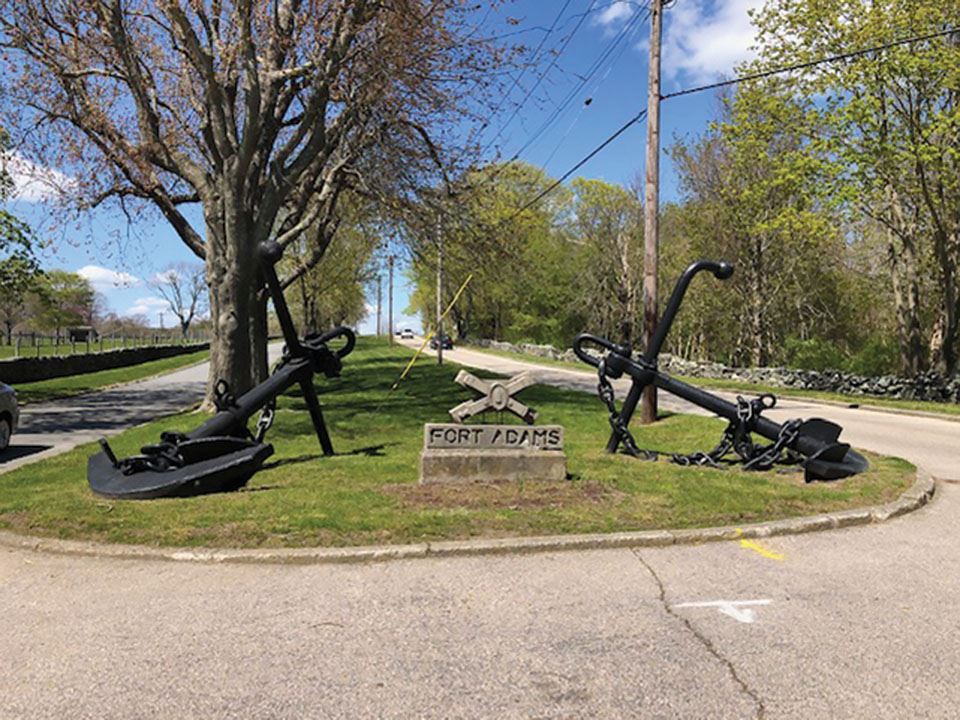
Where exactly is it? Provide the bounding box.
[0,382,19,452]
[400,328,415,340]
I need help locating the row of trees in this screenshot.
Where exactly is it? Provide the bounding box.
[407,0,958,378]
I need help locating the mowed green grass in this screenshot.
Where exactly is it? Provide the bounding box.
[9,350,210,404]
[0,338,913,548]
[464,343,960,418]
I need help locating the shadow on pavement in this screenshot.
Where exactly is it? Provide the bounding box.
[0,444,53,464]
[17,383,204,434]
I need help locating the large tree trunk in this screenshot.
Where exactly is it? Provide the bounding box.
[749,237,766,367]
[885,188,924,375]
[204,202,257,409]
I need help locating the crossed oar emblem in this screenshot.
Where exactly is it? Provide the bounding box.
[449,370,538,425]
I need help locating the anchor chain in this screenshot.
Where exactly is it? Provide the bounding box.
[596,360,657,461]
[253,397,276,443]
[671,394,802,471]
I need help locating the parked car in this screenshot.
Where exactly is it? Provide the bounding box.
[429,333,454,350]
[0,382,19,452]
[400,328,415,340]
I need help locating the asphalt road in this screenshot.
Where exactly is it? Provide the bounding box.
[1,345,283,474]
[2,486,960,718]
[1,339,959,718]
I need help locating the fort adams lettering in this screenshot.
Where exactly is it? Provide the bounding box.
[424,423,564,451]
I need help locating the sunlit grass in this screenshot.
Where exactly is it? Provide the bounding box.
[0,338,913,548]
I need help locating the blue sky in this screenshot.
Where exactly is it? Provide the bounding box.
[3,0,761,334]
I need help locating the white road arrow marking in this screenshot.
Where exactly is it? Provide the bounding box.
[673,599,772,624]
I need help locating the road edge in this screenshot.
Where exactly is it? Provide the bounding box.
[0,470,936,566]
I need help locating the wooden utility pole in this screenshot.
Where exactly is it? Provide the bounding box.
[387,254,395,344]
[376,274,382,336]
[641,0,663,425]
[436,213,444,366]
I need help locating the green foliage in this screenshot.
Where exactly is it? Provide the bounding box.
[34,270,96,336]
[0,127,43,342]
[783,338,848,372]
[282,195,378,333]
[749,0,960,375]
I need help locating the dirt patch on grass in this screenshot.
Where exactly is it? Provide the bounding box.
[383,479,626,510]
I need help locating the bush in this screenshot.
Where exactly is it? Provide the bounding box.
[845,337,899,377]
[783,337,847,372]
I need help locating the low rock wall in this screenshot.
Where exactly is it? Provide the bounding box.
[466,339,960,404]
[0,343,209,385]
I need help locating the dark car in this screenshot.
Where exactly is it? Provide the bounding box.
[0,382,19,452]
[429,334,454,350]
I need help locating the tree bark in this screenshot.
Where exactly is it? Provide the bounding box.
[204,203,257,408]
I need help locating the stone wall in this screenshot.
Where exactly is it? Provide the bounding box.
[0,343,209,385]
[466,339,960,404]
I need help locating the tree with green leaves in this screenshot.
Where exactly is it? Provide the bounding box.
[750,0,960,375]
[570,177,643,345]
[35,270,96,339]
[670,83,850,367]
[0,129,42,344]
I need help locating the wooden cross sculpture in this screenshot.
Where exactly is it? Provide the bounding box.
[449,370,538,425]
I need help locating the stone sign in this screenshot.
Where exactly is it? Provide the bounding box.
[424,423,563,451]
[420,372,567,485]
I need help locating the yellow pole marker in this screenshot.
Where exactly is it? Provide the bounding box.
[389,273,474,392]
[739,539,785,561]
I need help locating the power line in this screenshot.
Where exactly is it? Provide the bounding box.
[539,4,649,169]
[478,0,575,149]
[484,0,599,152]
[661,26,959,101]
[512,3,652,160]
[462,3,651,202]
[504,109,648,224]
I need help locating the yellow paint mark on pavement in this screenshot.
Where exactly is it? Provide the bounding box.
[739,539,784,561]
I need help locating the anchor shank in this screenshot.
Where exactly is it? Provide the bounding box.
[188,358,311,440]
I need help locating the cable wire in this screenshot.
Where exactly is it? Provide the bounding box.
[661,26,959,101]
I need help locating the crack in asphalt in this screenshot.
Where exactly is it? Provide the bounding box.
[631,548,766,719]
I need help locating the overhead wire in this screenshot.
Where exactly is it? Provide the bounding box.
[661,26,959,100]
[477,0,576,152]
[482,0,599,153]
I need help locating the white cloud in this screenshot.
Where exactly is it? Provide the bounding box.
[595,1,634,29]
[662,0,763,84]
[124,296,172,319]
[77,265,142,291]
[2,151,77,202]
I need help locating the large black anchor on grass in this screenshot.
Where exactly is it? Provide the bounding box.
[573,260,868,482]
[88,240,356,499]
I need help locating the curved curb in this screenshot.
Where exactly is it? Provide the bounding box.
[0,471,936,566]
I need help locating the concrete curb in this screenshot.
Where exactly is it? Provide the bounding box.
[0,470,936,566]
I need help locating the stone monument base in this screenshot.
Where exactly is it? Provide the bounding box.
[419,423,567,484]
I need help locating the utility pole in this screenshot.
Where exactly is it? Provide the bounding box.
[640,0,663,425]
[388,254,395,344]
[376,273,382,336]
[436,213,444,366]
